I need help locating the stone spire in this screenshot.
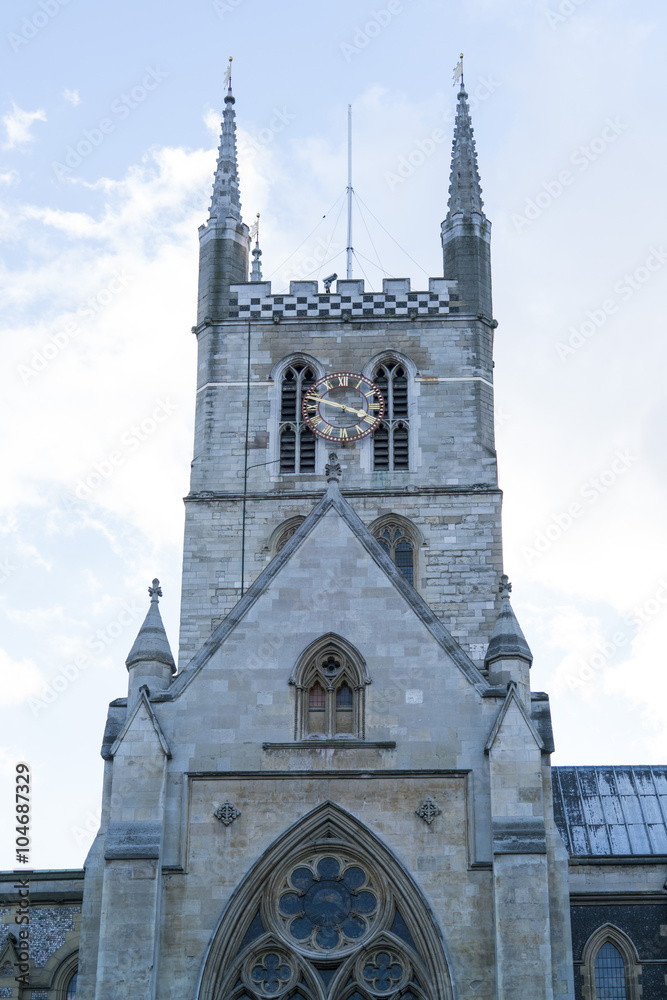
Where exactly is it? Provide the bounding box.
[196,59,249,324]
[441,76,493,321]
[208,65,243,224]
[125,579,176,703]
[445,84,484,219]
[485,575,532,704]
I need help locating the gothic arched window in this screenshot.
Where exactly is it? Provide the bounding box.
[66,971,78,999]
[372,361,409,471]
[279,363,317,473]
[290,636,370,740]
[199,804,455,1000]
[271,517,306,556]
[594,943,626,999]
[580,925,640,1000]
[370,516,420,588]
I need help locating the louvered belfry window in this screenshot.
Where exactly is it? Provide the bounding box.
[279,363,316,473]
[372,361,409,471]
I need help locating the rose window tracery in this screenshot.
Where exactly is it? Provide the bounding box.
[277,856,378,954]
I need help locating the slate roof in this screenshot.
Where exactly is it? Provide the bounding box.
[552,766,667,857]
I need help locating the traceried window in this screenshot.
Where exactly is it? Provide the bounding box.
[594,943,627,1000]
[290,637,369,740]
[272,517,306,555]
[370,516,419,588]
[374,522,414,585]
[198,803,455,1000]
[280,363,317,473]
[372,361,409,471]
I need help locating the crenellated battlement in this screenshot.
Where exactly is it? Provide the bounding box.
[227,277,460,321]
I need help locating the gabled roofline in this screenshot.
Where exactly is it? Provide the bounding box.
[485,681,545,753]
[171,480,488,696]
[109,687,171,758]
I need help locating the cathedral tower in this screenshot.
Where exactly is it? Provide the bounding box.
[75,77,576,1000]
[179,79,502,672]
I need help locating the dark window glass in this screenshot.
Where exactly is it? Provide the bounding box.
[66,971,78,1000]
[594,942,627,999]
[309,683,325,709]
[373,522,415,586]
[336,684,353,708]
[394,540,414,585]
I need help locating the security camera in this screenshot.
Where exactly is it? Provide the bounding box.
[323,273,338,292]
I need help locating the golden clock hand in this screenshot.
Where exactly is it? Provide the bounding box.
[318,397,367,418]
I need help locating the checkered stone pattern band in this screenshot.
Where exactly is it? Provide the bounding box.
[228,283,458,322]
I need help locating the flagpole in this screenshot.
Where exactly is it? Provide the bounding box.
[346,104,353,279]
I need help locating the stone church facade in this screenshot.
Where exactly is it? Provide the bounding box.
[1,78,665,1000]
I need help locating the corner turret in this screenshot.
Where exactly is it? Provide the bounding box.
[125,579,176,703]
[485,575,533,703]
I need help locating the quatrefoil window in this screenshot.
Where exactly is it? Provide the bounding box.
[360,949,409,995]
[278,856,378,953]
[247,952,296,997]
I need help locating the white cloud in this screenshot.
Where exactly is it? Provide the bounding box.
[2,103,47,150]
[0,169,18,186]
[0,647,46,707]
[62,88,80,107]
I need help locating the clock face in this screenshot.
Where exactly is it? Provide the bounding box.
[302,372,385,442]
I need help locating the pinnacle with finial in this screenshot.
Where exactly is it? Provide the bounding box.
[148,578,162,602]
[250,212,263,281]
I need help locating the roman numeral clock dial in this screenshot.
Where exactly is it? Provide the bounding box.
[302,373,385,443]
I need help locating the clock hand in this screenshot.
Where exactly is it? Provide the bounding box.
[317,397,368,418]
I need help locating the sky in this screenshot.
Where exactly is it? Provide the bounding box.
[0,0,665,868]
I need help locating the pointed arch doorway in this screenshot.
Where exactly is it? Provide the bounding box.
[198,803,455,1000]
